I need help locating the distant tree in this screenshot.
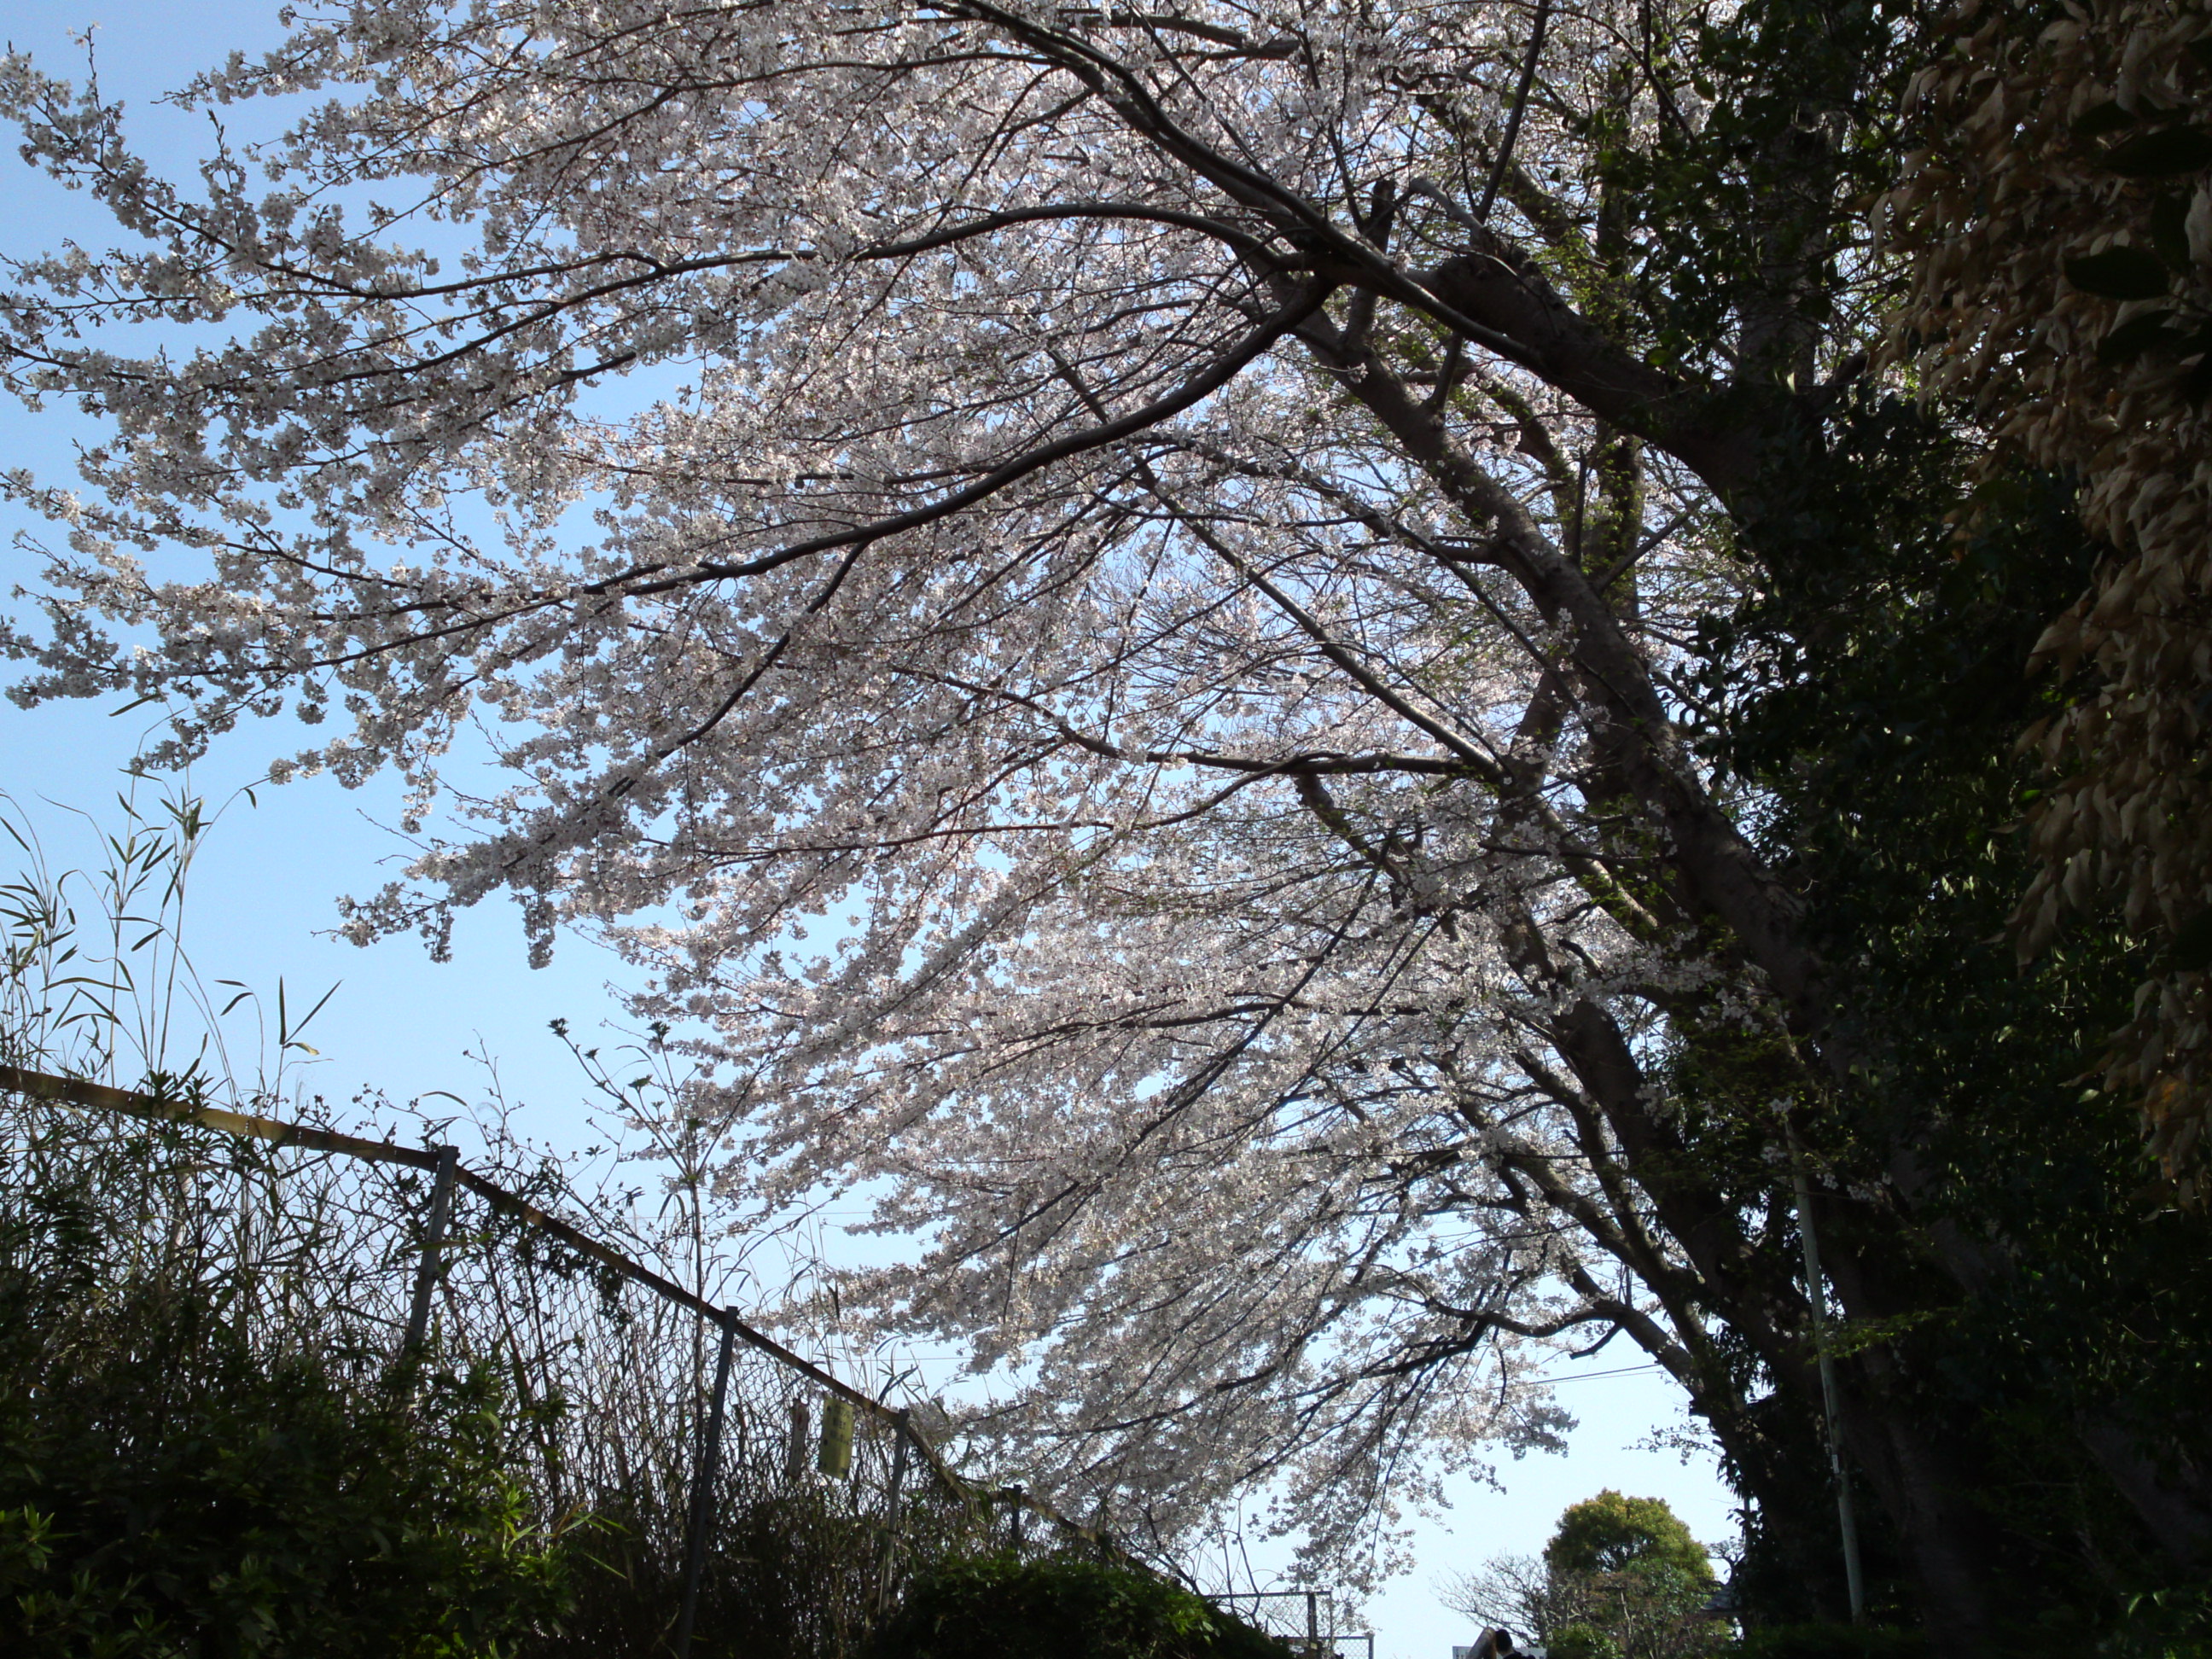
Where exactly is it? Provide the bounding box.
[1542,1492,1719,1659]
[1545,1491,1714,1585]
[1441,1492,1719,1659]
[1437,1552,1563,1649]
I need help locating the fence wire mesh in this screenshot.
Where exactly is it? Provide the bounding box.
[0,1072,1057,1656]
[1214,1590,1376,1659]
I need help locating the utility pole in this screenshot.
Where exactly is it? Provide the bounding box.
[1785,1114,1866,1622]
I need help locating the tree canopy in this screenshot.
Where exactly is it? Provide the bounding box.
[1544,1491,1711,1585]
[3,0,2209,1649]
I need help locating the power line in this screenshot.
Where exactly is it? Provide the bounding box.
[1533,1362,1663,1384]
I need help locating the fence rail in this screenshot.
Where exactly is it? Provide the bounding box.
[1215,1588,1375,1659]
[0,1062,1149,1653]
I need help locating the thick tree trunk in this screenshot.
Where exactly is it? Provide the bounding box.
[1837,1382,1998,1651]
[1532,987,2007,1643]
[1299,164,2142,1652]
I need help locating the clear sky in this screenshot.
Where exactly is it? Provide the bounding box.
[0,4,1741,1651]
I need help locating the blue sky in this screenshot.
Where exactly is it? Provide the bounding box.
[0,4,1740,1650]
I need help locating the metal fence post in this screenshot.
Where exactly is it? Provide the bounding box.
[873,1408,911,1620]
[399,1144,459,1360]
[673,1310,736,1659]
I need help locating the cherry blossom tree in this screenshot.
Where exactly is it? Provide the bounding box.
[3,0,2203,1641]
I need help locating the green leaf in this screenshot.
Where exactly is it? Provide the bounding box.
[2065,246,2171,300]
[2103,125,2212,177]
[2098,308,2178,365]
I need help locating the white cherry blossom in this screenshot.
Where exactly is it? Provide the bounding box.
[2,0,1849,1576]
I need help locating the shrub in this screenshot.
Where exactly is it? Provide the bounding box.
[865,1554,1294,1659]
[0,1122,573,1657]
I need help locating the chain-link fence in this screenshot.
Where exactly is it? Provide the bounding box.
[0,1064,1137,1657]
[1214,1590,1375,1659]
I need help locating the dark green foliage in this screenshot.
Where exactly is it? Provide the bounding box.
[0,1126,571,1658]
[1584,0,1933,376]
[1685,393,2212,1640]
[2066,246,2174,299]
[0,1091,1116,1659]
[1725,1625,1929,1659]
[864,1554,1294,1659]
[535,1482,992,1659]
[2109,1584,2212,1659]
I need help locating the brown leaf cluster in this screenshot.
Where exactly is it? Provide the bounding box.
[1885,0,2212,1196]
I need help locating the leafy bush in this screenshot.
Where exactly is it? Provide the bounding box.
[2104,1583,2212,1659]
[0,1126,573,1657]
[864,1554,1294,1659]
[532,1479,995,1659]
[0,1091,1021,1659]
